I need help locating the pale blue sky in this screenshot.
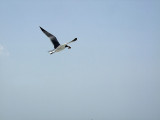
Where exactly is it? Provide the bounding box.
[0,1,160,120]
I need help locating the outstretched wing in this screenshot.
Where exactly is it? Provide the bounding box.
[39,26,60,49]
[66,38,77,45]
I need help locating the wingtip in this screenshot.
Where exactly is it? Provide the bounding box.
[74,38,77,41]
[39,26,42,29]
[39,26,45,32]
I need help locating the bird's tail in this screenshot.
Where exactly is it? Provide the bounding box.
[48,50,55,55]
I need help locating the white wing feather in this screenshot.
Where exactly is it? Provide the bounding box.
[66,38,77,45]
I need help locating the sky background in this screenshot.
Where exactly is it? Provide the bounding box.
[0,0,160,120]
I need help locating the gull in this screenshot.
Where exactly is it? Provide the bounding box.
[40,26,77,54]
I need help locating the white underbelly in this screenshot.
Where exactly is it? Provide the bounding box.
[55,45,66,52]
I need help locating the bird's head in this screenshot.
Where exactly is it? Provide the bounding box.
[65,45,71,49]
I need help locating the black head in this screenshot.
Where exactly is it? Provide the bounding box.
[65,45,71,49]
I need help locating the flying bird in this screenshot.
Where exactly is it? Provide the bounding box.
[39,26,77,54]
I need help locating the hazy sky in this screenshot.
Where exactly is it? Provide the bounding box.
[0,1,160,120]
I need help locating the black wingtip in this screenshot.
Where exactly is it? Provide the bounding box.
[73,38,77,41]
[39,26,45,32]
[39,26,43,30]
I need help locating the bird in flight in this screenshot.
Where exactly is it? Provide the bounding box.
[40,26,77,54]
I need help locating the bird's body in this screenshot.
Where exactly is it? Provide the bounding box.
[39,26,77,54]
[49,44,66,54]
[55,44,66,52]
